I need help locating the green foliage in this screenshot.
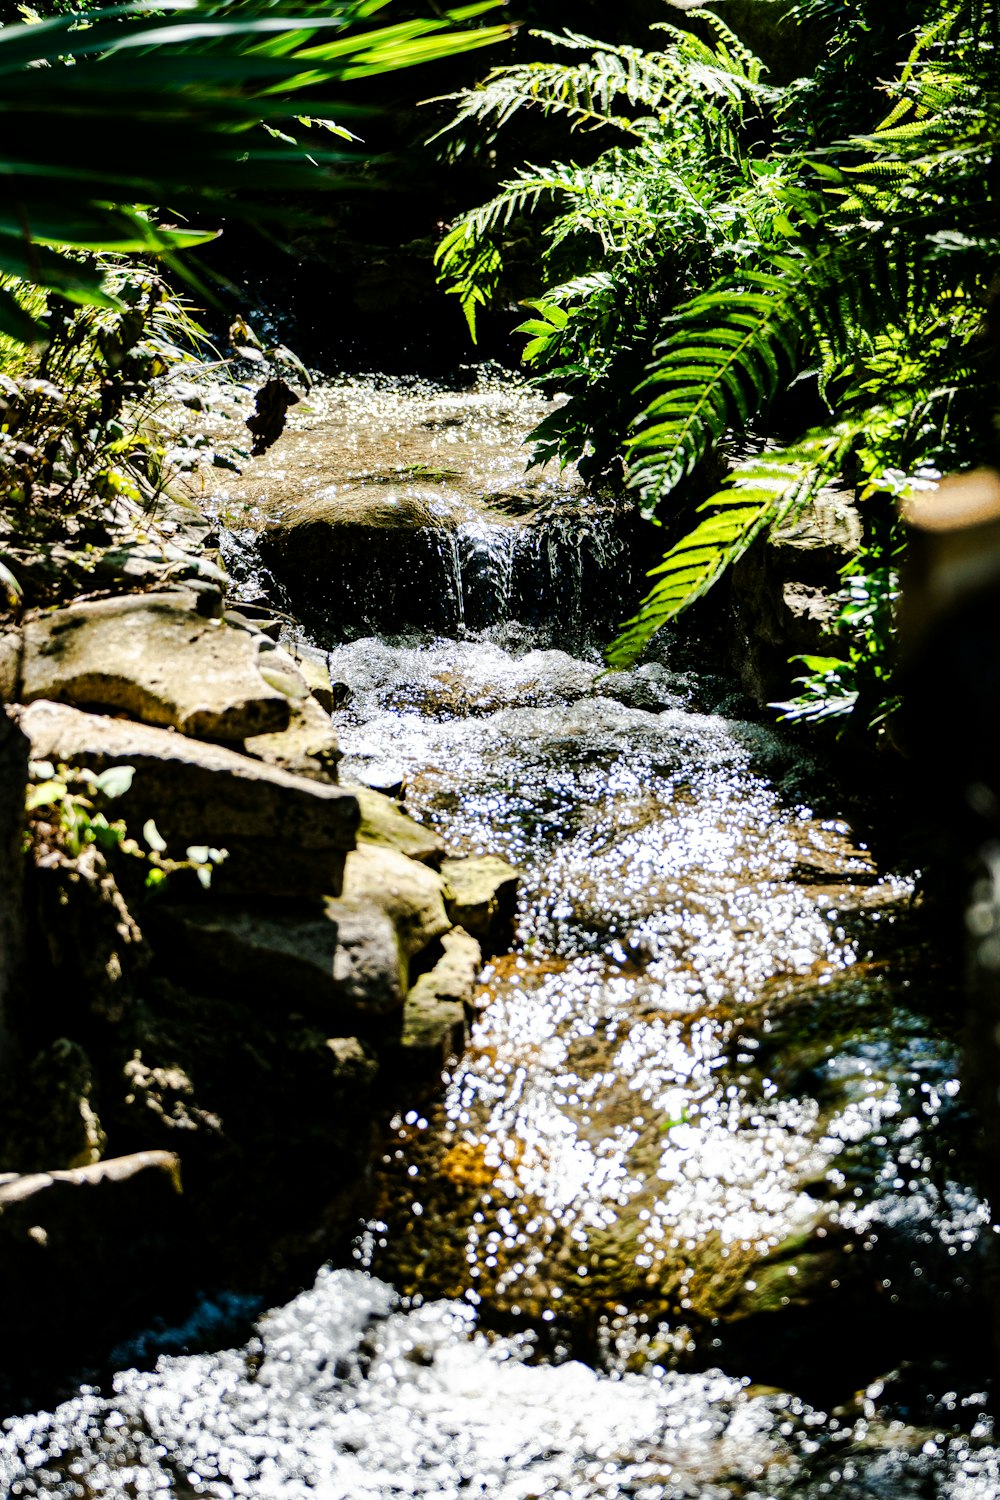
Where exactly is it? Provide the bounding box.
[433,13,782,476]
[436,0,1000,739]
[26,758,228,887]
[1,261,211,508]
[26,761,135,858]
[0,0,511,340]
[608,419,867,667]
[773,569,902,728]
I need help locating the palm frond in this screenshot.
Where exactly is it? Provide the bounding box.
[0,0,512,335]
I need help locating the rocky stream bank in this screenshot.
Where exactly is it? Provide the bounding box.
[1,375,993,1500]
[0,534,519,1404]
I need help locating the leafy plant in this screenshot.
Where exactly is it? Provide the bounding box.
[435,0,1000,737]
[26,759,227,888]
[615,0,998,708]
[433,13,784,476]
[0,0,512,342]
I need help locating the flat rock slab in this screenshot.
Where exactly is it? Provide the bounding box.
[0,1150,181,1257]
[0,1151,185,1381]
[0,1149,181,1211]
[152,900,405,1021]
[2,590,298,742]
[19,700,359,898]
[441,855,519,953]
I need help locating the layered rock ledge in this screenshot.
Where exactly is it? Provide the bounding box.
[0,586,518,1397]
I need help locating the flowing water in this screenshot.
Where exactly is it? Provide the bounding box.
[2,378,995,1497]
[207,373,649,641]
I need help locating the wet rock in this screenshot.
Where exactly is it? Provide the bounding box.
[350,761,407,799]
[150,900,405,1022]
[243,691,341,783]
[258,493,458,637]
[730,484,862,705]
[441,855,519,953]
[3,590,297,742]
[0,709,27,1061]
[356,786,444,867]
[18,700,359,898]
[408,927,482,1008]
[599,662,695,714]
[344,844,451,964]
[27,842,146,1027]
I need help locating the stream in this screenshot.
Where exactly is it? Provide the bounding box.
[1,376,996,1497]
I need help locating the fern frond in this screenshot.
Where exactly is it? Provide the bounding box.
[649,14,772,101]
[609,420,866,667]
[627,276,806,513]
[427,52,650,142]
[432,223,502,341]
[430,18,773,150]
[541,271,617,305]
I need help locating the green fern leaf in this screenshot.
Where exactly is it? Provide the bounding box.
[609,420,867,667]
[627,278,805,512]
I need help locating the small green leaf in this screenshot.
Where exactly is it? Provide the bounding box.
[143,818,168,853]
[26,782,66,812]
[94,765,135,799]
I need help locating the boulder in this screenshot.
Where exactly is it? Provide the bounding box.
[3,590,299,742]
[388,994,466,1075]
[322,899,407,1017]
[104,976,382,1285]
[150,900,406,1022]
[407,926,482,1008]
[18,700,359,898]
[356,785,444,866]
[342,843,450,963]
[351,762,407,799]
[441,854,519,953]
[256,493,459,637]
[243,692,341,783]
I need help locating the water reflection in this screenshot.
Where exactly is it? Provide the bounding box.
[335,632,983,1395]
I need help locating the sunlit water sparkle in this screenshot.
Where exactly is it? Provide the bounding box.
[2,381,992,1498]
